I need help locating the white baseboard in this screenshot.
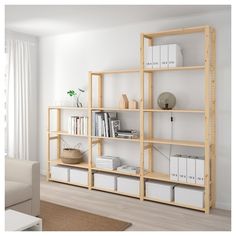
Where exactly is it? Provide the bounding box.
[215,201,231,211]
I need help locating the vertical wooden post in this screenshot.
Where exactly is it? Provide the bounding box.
[88,72,93,190]
[140,34,145,200]
[147,38,153,172]
[204,26,211,213]
[47,108,51,181]
[57,108,61,160]
[97,74,103,156]
[210,28,216,208]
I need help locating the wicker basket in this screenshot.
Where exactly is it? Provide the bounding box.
[61,148,83,164]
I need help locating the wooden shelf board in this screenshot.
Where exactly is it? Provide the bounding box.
[143,25,207,38]
[143,109,204,113]
[144,65,204,72]
[49,159,89,169]
[91,68,139,75]
[92,186,139,198]
[144,138,204,147]
[49,106,88,110]
[49,131,88,138]
[92,167,140,177]
[49,178,88,188]
[144,197,205,212]
[92,107,140,112]
[144,171,204,187]
[91,136,140,142]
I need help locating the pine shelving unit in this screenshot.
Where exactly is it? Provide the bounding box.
[47,25,216,213]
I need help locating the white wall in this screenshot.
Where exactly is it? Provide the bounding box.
[39,9,231,210]
[6,30,39,161]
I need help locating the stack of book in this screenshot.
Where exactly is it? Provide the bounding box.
[68,116,88,135]
[116,130,139,139]
[95,156,121,170]
[117,165,140,174]
[93,112,120,137]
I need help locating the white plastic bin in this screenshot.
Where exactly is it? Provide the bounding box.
[50,166,69,182]
[70,168,88,186]
[93,173,117,191]
[146,181,175,202]
[174,186,204,208]
[117,176,139,196]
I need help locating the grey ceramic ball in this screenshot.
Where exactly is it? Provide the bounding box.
[158,92,176,110]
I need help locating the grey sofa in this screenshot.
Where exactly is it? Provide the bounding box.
[5,158,40,216]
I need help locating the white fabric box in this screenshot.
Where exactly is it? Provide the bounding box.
[196,157,205,185]
[168,44,183,67]
[178,156,187,182]
[117,176,139,196]
[50,166,69,182]
[174,186,205,208]
[170,155,179,181]
[146,181,175,202]
[69,168,88,186]
[93,173,117,191]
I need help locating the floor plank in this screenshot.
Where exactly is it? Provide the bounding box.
[40,176,231,231]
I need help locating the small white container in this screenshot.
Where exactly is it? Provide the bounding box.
[117,176,139,196]
[50,166,69,182]
[93,173,117,191]
[145,181,175,202]
[174,186,205,208]
[70,168,88,186]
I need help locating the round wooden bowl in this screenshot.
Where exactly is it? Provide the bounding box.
[61,148,83,164]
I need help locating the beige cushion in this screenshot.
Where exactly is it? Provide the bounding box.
[5,181,32,208]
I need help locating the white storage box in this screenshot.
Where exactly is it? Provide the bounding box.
[117,176,139,196]
[95,156,121,170]
[93,173,117,191]
[70,168,88,186]
[145,181,175,202]
[174,186,205,208]
[50,166,69,182]
[168,44,183,67]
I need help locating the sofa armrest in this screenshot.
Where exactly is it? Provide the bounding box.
[5,158,40,216]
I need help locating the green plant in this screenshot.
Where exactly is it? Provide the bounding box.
[67,90,77,97]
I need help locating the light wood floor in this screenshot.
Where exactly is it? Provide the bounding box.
[40,176,231,231]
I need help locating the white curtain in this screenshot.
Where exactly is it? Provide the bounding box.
[6,40,31,160]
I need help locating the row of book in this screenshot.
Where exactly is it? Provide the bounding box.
[68,116,88,136]
[93,112,120,137]
[145,44,183,69]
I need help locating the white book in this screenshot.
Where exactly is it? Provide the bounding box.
[102,119,105,137]
[168,44,183,67]
[145,46,153,68]
[80,117,83,135]
[84,117,88,135]
[170,155,179,181]
[160,45,168,68]
[152,45,160,68]
[196,157,204,185]
[178,156,187,182]
[97,115,102,136]
[67,117,72,134]
[76,117,80,135]
[187,157,196,184]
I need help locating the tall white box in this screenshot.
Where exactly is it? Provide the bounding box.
[168,44,183,67]
[170,155,179,181]
[152,45,160,68]
[174,186,205,208]
[93,173,117,191]
[70,168,88,186]
[178,156,187,182]
[50,166,69,182]
[117,176,139,196]
[187,157,196,184]
[145,181,175,202]
[145,46,153,68]
[160,45,168,68]
[196,157,205,185]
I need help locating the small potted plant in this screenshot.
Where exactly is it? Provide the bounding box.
[67,88,85,107]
